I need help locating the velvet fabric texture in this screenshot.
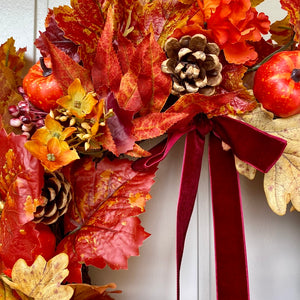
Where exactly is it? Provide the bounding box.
[133,115,287,300]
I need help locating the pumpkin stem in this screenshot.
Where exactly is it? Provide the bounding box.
[291,69,300,83]
[40,57,52,77]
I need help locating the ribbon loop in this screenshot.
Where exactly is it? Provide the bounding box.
[132,114,287,300]
[213,116,286,172]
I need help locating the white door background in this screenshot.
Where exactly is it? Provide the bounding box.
[1,1,300,299]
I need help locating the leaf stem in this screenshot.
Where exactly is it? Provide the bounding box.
[247,32,295,73]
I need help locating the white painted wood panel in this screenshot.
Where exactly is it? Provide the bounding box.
[1,1,300,299]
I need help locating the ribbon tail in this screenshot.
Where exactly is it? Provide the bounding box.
[177,130,205,300]
[209,132,249,300]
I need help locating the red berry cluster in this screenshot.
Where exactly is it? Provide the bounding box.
[8,87,47,138]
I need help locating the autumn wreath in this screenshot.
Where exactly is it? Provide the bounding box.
[0,0,299,299]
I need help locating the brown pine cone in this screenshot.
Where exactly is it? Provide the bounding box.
[34,171,72,225]
[161,34,223,96]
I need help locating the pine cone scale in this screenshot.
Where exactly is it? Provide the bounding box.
[162,34,223,96]
[34,171,72,225]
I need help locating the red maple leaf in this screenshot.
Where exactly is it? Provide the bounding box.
[92,7,123,98]
[115,33,136,74]
[142,0,197,45]
[0,128,57,270]
[57,157,155,273]
[35,14,80,62]
[51,0,107,68]
[132,112,187,141]
[116,32,172,115]
[40,33,93,94]
[0,129,44,225]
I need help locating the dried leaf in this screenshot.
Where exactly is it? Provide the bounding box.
[0,38,26,77]
[0,130,54,269]
[270,15,294,46]
[116,70,142,113]
[251,0,265,6]
[96,124,118,156]
[0,279,21,300]
[237,106,300,215]
[2,253,73,300]
[69,283,121,300]
[280,0,300,42]
[57,157,155,270]
[0,67,24,134]
[0,39,26,133]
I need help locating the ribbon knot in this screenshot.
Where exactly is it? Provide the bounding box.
[133,115,286,300]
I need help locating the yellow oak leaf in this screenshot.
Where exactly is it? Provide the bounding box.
[235,105,300,215]
[234,156,257,180]
[1,253,74,300]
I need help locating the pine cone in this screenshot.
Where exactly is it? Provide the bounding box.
[161,34,223,96]
[34,171,72,225]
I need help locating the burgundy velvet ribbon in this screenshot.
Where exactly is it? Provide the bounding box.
[132,115,286,300]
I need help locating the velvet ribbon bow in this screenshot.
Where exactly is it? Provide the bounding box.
[133,114,286,300]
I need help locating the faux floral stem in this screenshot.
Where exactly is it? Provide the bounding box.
[247,32,295,73]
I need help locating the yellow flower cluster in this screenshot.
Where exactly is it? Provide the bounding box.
[25,78,112,172]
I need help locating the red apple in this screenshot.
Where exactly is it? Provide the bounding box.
[253,50,300,117]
